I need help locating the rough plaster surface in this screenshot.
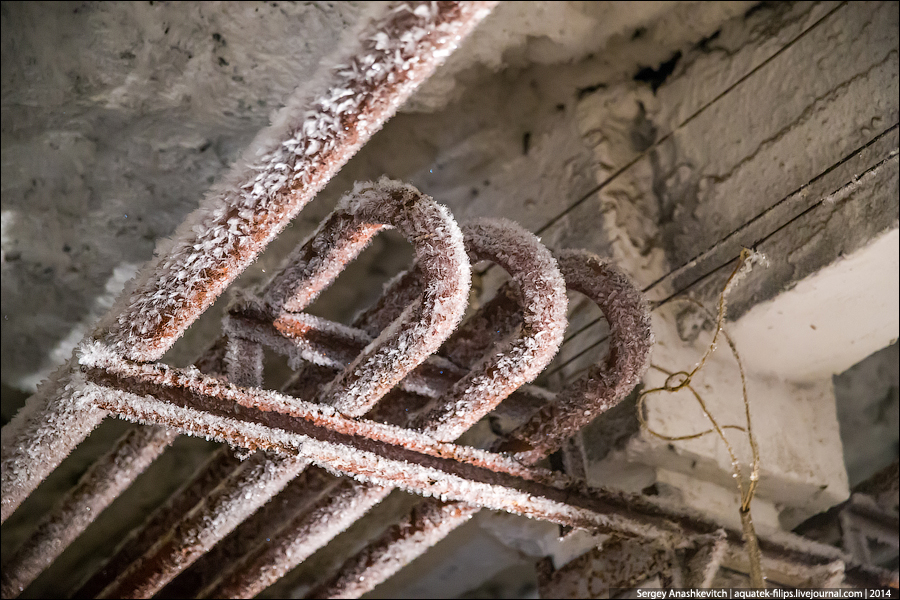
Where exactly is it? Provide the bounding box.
[1,1,898,597]
[833,341,900,488]
[1,0,367,390]
[731,228,900,381]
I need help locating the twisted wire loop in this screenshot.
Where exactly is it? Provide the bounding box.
[635,249,766,587]
[0,0,496,529]
[195,218,568,599]
[307,249,654,599]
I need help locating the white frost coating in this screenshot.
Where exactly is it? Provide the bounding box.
[1,363,106,524]
[352,266,425,338]
[79,381,624,536]
[94,450,308,598]
[415,217,567,441]
[310,248,654,597]
[204,480,392,598]
[177,185,477,596]
[225,336,265,390]
[226,310,464,398]
[251,177,471,417]
[84,217,560,598]
[1,0,496,531]
[260,210,384,315]
[310,499,480,599]
[78,342,564,485]
[100,328,272,598]
[509,249,655,463]
[226,311,371,371]
[1,425,176,597]
[312,178,472,417]
[104,2,495,363]
[81,351,857,595]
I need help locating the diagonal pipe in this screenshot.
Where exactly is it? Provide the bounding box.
[0,0,495,526]
[89,179,471,598]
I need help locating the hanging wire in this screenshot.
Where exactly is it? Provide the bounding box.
[636,248,766,586]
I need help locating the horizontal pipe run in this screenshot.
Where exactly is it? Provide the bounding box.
[75,348,893,587]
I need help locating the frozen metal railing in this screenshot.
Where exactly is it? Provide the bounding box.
[0,2,496,596]
[83,177,475,599]
[189,217,569,599]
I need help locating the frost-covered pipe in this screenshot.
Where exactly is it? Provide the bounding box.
[503,250,654,463]
[165,252,528,599]
[76,339,897,594]
[93,334,300,600]
[155,465,344,599]
[199,220,568,599]
[259,178,473,418]
[107,2,493,362]
[71,445,244,599]
[412,219,568,441]
[309,250,653,599]
[306,497,481,599]
[69,337,238,599]
[92,179,470,598]
[0,425,177,599]
[0,0,495,525]
[177,299,523,597]
[97,451,307,600]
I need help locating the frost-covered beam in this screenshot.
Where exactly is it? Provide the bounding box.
[108,2,495,361]
[78,343,659,528]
